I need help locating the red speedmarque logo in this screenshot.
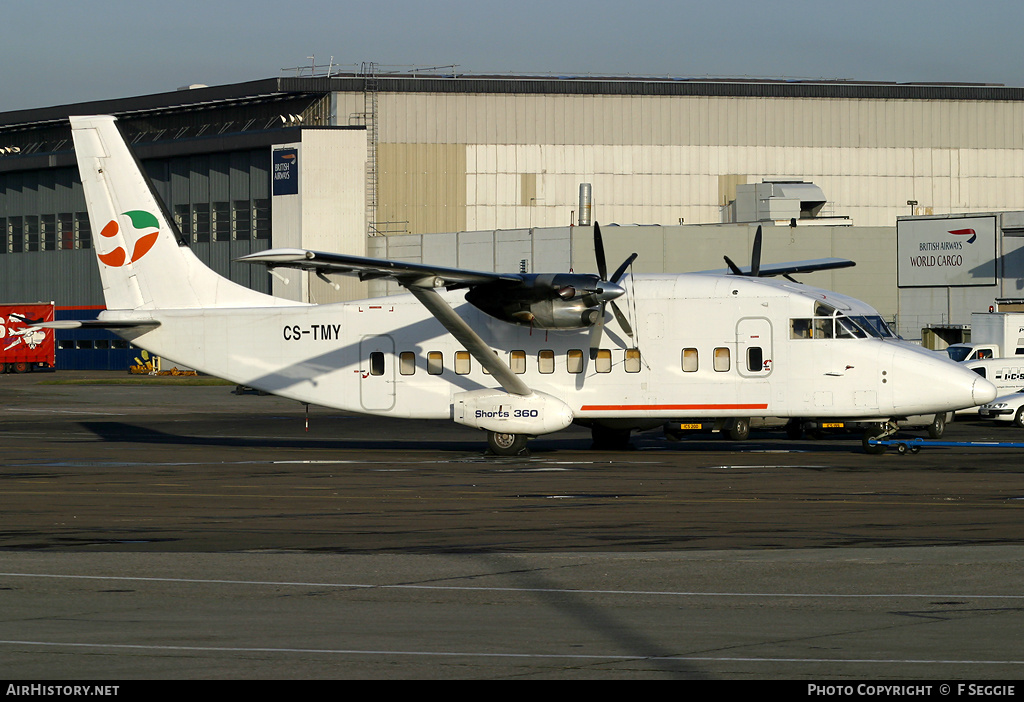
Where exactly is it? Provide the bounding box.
[98,210,160,267]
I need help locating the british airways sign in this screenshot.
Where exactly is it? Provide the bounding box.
[897,216,996,287]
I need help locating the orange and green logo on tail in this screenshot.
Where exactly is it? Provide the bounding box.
[98,210,160,267]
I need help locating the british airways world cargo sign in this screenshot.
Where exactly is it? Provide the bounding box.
[897,216,997,287]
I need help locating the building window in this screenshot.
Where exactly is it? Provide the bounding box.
[233,200,251,240]
[193,204,210,243]
[9,217,23,253]
[173,204,191,240]
[253,199,271,239]
[25,216,39,252]
[75,212,91,249]
[213,202,231,242]
[57,213,74,250]
[42,214,56,251]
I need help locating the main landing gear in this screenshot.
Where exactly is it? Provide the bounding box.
[486,431,529,456]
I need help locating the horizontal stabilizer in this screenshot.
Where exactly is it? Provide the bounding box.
[35,320,161,331]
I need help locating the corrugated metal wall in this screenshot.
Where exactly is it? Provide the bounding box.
[341,91,1024,234]
[0,149,276,369]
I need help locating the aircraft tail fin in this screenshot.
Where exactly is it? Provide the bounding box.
[70,115,281,311]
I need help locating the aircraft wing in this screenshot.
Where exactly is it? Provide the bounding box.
[239,248,532,396]
[237,248,522,288]
[699,257,856,277]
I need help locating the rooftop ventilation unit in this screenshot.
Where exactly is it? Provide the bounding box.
[729,180,849,226]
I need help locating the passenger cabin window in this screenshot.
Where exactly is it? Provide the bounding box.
[538,350,555,374]
[746,347,763,372]
[482,350,499,374]
[681,348,698,372]
[510,350,526,374]
[595,349,612,373]
[455,351,471,375]
[427,351,444,375]
[399,352,416,376]
[567,349,584,374]
[625,348,641,373]
[713,347,730,372]
[369,351,385,376]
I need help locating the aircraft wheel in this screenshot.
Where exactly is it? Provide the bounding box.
[728,417,750,441]
[1014,407,1024,429]
[487,431,528,456]
[927,413,946,439]
[862,426,887,455]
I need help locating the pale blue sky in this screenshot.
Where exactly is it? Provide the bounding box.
[4,0,1023,112]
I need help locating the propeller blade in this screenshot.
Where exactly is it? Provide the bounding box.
[610,300,633,337]
[594,222,608,281]
[610,252,638,284]
[751,225,762,277]
[589,306,605,352]
[723,255,743,276]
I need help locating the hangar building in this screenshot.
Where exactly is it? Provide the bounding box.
[2,70,1024,367]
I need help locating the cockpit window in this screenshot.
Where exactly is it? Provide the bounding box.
[836,316,867,339]
[849,315,896,338]
[792,312,896,340]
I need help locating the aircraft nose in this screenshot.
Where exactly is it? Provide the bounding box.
[973,376,998,406]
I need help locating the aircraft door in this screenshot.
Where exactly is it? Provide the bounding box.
[736,317,773,377]
[359,334,396,411]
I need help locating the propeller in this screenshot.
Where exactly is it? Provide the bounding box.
[724,225,763,276]
[589,222,638,352]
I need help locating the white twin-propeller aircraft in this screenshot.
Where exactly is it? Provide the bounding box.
[51,115,996,455]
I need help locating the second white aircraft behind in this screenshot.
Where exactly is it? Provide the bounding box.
[55,115,996,454]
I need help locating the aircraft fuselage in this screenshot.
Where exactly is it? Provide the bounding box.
[107,272,986,429]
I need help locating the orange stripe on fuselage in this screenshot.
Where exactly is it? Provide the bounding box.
[579,404,769,412]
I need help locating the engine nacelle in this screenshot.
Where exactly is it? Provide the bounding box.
[453,389,575,435]
[464,273,621,329]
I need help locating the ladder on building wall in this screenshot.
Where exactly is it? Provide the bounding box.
[361,61,380,236]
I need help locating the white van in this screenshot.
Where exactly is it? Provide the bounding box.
[964,359,1024,398]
